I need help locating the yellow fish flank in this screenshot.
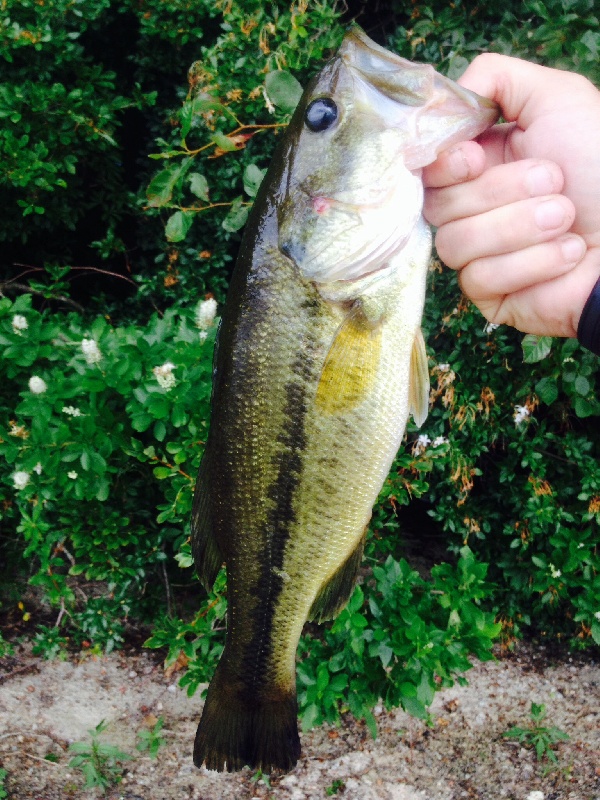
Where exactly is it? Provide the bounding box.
[191,26,499,774]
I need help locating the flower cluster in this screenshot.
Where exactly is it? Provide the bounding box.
[29,376,47,394]
[153,361,177,390]
[195,297,218,342]
[12,315,28,333]
[81,338,102,365]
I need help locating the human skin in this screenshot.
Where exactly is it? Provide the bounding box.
[422,53,600,338]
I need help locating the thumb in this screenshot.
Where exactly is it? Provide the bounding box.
[457,53,575,129]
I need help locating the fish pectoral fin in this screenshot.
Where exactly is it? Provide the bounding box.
[315,304,382,414]
[191,445,223,591]
[308,528,367,623]
[409,327,430,428]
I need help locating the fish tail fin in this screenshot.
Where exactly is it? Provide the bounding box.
[193,661,300,773]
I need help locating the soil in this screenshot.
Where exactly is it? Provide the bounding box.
[0,642,598,800]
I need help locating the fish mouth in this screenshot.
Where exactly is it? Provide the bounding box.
[338,25,500,168]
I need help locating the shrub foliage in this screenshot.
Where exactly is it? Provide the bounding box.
[1,0,598,727]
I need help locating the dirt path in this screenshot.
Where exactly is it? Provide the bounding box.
[0,643,598,799]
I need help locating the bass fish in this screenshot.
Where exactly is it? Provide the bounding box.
[191,26,498,774]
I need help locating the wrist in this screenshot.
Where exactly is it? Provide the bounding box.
[577,275,600,355]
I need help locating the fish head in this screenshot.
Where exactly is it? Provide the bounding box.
[278,26,499,286]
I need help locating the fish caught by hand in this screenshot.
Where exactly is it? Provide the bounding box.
[191,26,498,774]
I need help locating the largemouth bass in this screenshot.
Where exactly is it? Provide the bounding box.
[191,26,498,774]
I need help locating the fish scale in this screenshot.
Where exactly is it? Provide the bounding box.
[191,25,499,773]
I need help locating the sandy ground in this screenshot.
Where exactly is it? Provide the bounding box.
[0,643,598,800]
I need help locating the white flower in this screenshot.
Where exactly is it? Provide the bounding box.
[549,564,562,579]
[526,792,544,800]
[437,363,450,372]
[594,611,600,621]
[81,338,102,365]
[514,405,530,425]
[33,462,43,475]
[413,434,431,455]
[28,375,47,394]
[12,471,30,490]
[67,470,78,480]
[153,361,176,390]
[484,321,500,333]
[432,436,449,447]
[195,297,217,331]
[12,314,28,333]
[62,406,83,417]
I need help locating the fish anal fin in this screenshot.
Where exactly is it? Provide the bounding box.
[308,529,367,623]
[191,445,223,592]
[194,659,300,773]
[315,305,381,415]
[409,328,430,428]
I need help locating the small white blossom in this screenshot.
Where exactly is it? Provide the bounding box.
[484,321,500,333]
[12,314,28,333]
[437,363,450,372]
[62,406,83,417]
[432,436,449,447]
[549,564,562,579]
[413,434,431,455]
[526,792,545,800]
[594,611,600,621]
[514,405,530,425]
[28,375,47,394]
[195,297,217,331]
[12,471,30,490]
[81,338,102,365]
[67,470,78,480]
[153,361,177,390]
[33,462,43,475]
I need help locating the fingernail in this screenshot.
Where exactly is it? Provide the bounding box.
[448,146,470,181]
[535,200,565,231]
[526,164,555,196]
[560,235,585,264]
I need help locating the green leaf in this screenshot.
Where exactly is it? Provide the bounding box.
[211,131,238,152]
[264,70,303,113]
[535,376,558,405]
[222,197,249,232]
[189,173,209,201]
[574,374,590,396]
[522,334,553,363]
[243,164,266,198]
[147,164,186,208]
[165,211,193,242]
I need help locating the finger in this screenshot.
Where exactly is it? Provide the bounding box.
[422,140,486,188]
[458,235,586,301]
[435,194,576,270]
[473,250,600,338]
[457,53,584,128]
[424,159,564,227]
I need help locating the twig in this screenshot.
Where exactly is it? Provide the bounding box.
[0,663,40,683]
[22,752,62,767]
[0,281,85,314]
[161,558,174,619]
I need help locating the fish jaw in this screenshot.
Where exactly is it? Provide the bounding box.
[340,25,500,170]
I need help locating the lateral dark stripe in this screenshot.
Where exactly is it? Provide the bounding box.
[239,310,321,698]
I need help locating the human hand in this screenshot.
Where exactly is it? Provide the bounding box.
[423,54,600,339]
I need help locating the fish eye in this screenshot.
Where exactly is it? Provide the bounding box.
[305,98,338,132]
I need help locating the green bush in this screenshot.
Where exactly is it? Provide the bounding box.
[0,0,598,738]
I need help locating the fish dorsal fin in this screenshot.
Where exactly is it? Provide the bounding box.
[308,527,367,623]
[315,304,382,415]
[191,443,223,591]
[409,328,430,427]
